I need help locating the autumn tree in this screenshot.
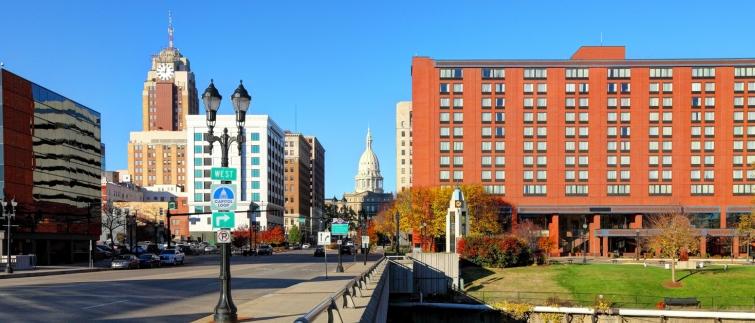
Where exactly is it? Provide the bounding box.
[288,225,302,245]
[648,213,699,284]
[231,224,250,249]
[737,212,755,260]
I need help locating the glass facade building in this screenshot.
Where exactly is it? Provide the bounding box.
[1,69,102,265]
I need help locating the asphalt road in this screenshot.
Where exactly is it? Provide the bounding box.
[0,249,369,323]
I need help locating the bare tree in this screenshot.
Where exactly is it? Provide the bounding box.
[512,220,542,251]
[102,206,125,249]
[648,213,699,284]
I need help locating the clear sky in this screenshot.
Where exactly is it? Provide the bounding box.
[2,1,755,197]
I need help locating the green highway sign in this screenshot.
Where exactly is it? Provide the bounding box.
[211,167,237,181]
[212,212,235,230]
[332,223,349,235]
[298,217,306,224]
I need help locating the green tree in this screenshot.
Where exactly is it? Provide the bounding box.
[737,213,755,260]
[288,225,301,244]
[648,213,699,283]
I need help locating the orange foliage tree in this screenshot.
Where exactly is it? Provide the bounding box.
[258,226,285,245]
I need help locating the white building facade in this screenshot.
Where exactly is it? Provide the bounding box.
[395,101,412,192]
[186,114,285,242]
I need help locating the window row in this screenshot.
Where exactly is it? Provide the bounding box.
[733,82,755,92]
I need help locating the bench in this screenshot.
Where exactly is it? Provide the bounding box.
[664,297,700,308]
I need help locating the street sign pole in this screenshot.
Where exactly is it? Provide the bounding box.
[336,239,344,273]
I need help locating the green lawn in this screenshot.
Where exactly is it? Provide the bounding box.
[463,264,755,310]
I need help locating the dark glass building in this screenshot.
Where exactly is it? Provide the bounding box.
[1,69,102,265]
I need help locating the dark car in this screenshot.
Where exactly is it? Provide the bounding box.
[339,244,354,255]
[257,244,273,255]
[314,245,325,257]
[111,254,140,269]
[138,253,161,268]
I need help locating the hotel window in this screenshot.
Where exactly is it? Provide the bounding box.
[440,83,450,93]
[566,185,588,196]
[750,82,755,92]
[440,156,450,166]
[453,98,463,108]
[691,126,702,137]
[537,156,547,166]
[440,68,463,79]
[621,170,631,180]
[662,141,673,151]
[691,155,701,165]
[649,185,672,195]
[649,83,660,93]
[735,82,745,92]
[662,112,673,122]
[566,127,576,137]
[440,127,450,137]
[453,127,464,137]
[579,83,589,93]
[750,141,755,151]
[607,126,618,136]
[734,141,743,151]
[481,127,492,137]
[620,112,631,122]
[566,141,577,152]
[524,98,534,108]
[607,185,630,195]
[704,126,714,137]
[579,170,588,180]
[481,83,492,93]
[651,141,660,151]
[481,156,492,166]
[749,97,755,107]
[608,83,617,93]
[523,141,534,152]
[565,112,576,123]
[537,127,547,137]
[692,67,715,78]
[523,156,534,166]
[608,98,618,108]
[704,155,715,165]
[565,170,576,180]
[649,97,660,107]
[495,141,505,151]
[482,68,505,79]
[649,112,659,122]
[620,156,631,166]
[691,112,702,122]
[620,98,631,107]
[579,112,589,122]
[537,83,548,93]
[453,156,464,166]
[440,141,450,151]
[440,112,450,122]
[453,112,464,122]
[495,156,505,165]
[566,98,576,108]
[524,127,534,137]
[607,156,617,166]
[735,67,755,77]
[495,171,505,180]
[440,98,450,108]
[495,127,505,137]
[495,83,506,93]
[481,171,492,180]
[663,97,673,107]
[705,82,715,92]
[648,156,659,166]
[453,142,464,151]
[537,141,547,152]
[691,82,702,93]
[524,83,534,93]
[579,98,589,108]
[662,127,673,137]
[578,156,588,166]
[650,68,673,78]
[523,112,534,123]
[662,170,672,180]
[662,156,673,166]
[565,156,576,166]
[608,68,631,78]
[537,98,547,108]
[704,170,715,180]
[733,156,743,165]
[440,171,450,180]
[579,127,589,137]
[649,170,659,180]
[566,68,589,79]
[481,98,492,108]
[607,170,617,180]
[704,111,715,122]
[705,97,715,107]
[749,112,755,121]
[524,68,547,79]
[734,170,744,180]
[733,185,755,195]
[495,98,506,108]
[565,83,576,93]
[663,83,673,93]
[691,184,714,195]
[523,185,547,195]
[607,141,617,151]
[620,83,631,93]
[482,112,492,122]
[481,141,492,151]
[536,170,547,180]
[453,170,464,181]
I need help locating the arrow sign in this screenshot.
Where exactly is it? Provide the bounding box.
[212,212,235,230]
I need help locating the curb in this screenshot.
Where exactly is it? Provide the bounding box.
[0,267,110,279]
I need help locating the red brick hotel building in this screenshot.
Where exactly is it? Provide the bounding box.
[411,46,755,257]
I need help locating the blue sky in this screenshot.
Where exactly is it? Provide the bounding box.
[2,1,755,197]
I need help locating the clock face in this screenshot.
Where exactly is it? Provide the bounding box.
[156,63,175,81]
[455,200,462,207]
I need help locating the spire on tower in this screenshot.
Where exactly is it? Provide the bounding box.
[168,11,174,48]
[366,127,373,149]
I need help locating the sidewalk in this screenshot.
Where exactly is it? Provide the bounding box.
[0,261,111,280]
[193,260,380,323]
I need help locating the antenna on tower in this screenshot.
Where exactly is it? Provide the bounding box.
[168,10,174,48]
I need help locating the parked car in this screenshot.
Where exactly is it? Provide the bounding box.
[204,245,218,254]
[138,253,162,268]
[257,244,273,255]
[302,243,311,249]
[111,254,140,269]
[313,245,325,257]
[160,249,185,265]
[94,245,113,260]
[339,244,354,255]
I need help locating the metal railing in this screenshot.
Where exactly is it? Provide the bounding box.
[294,256,386,323]
[466,290,755,311]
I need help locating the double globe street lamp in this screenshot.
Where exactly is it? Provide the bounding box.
[203,79,251,323]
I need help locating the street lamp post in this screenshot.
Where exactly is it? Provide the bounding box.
[204,80,250,323]
[582,221,588,264]
[1,198,18,274]
[635,229,640,261]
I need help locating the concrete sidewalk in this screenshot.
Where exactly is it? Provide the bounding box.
[0,262,110,280]
[193,261,380,323]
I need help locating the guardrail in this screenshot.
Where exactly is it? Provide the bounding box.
[294,256,386,323]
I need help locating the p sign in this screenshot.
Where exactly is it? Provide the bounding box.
[318,231,331,246]
[216,229,232,244]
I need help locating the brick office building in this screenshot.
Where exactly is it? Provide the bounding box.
[412,46,755,257]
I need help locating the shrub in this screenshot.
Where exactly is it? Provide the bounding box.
[458,235,533,268]
[493,301,533,321]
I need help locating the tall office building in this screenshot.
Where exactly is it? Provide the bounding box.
[142,15,198,131]
[306,136,325,232]
[1,68,102,265]
[284,133,312,239]
[396,101,413,192]
[186,115,285,243]
[127,131,187,189]
[412,46,755,257]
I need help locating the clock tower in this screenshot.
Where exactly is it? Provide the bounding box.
[141,13,198,131]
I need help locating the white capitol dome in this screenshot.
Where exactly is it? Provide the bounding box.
[355,128,384,193]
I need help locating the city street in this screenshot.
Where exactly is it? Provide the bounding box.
[0,249,365,323]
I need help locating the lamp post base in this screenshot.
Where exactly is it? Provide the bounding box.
[336,263,344,273]
[5,266,12,274]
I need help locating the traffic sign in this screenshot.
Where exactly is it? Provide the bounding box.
[318,231,331,246]
[211,184,237,211]
[216,229,232,244]
[361,235,369,248]
[332,223,349,235]
[212,212,235,229]
[211,167,237,181]
[337,239,342,245]
[298,217,306,224]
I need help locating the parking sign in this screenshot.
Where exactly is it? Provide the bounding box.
[216,229,232,244]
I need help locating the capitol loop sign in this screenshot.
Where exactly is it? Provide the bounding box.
[210,184,237,211]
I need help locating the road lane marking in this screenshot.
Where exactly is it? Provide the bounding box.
[81,299,128,310]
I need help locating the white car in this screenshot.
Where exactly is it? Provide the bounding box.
[302,243,311,249]
[160,249,185,265]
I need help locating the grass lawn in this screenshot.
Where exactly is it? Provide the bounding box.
[462,263,755,310]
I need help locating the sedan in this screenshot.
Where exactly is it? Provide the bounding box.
[138,253,162,268]
[313,245,325,257]
[111,254,140,269]
[257,244,273,256]
[160,249,185,265]
[339,244,354,255]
